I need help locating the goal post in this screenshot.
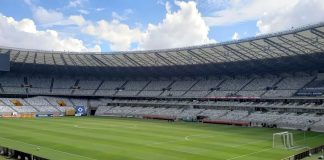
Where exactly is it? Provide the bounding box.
[273,131,294,149]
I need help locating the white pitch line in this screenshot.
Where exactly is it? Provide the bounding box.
[184,134,215,141]
[226,148,273,160]
[149,134,268,147]
[148,134,215,146]
[0,136,97,160]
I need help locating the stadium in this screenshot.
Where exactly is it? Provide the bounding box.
[1,20,324,160]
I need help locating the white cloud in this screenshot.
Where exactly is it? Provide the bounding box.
[68,0,86,8]
[24,0,33,6]
[257,0,324,34]
[112,12,127,21]
[33,6,67,26]
[78,9,89,15]
[0,14,100,52]
[82,1,214,51]
[139,1,215,50]
[96,8,105,12]
[33,7,87,27]
[111,9,133,21]
[204,0,298,26]
[69,15,86,26]
[203,0,324,35]
[165,1,171,13]
[25,0,86,27]
[197,0,232,13]
[232,32,239,40]
[157,0,165,6]
[82,20,143,51]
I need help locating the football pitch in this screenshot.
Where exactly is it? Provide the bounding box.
[0,117,323,160]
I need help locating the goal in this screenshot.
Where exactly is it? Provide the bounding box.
[273,131,294,149]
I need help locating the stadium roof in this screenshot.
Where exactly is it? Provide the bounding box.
[1,22,324,77]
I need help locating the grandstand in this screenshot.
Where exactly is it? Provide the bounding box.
[0,22,324,160]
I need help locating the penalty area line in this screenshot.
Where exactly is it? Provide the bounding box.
[226,147,273,160]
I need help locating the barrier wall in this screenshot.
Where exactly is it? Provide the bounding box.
[143,115,176,121]
[65,109,76,116]
[202,119,250,126]
[0,113,35,118]
[1,112,68,118]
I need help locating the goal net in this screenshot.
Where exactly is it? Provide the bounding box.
[273,131,294,149]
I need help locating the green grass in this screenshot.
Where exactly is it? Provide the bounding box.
[0,117,323,160]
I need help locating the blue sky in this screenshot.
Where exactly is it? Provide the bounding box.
[0,0,323,52]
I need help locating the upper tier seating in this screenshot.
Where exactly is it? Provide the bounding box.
[190,80,223,90]
[124,81,149,90]
[99,81,125,90]
[275,76,313,89]
[0,75,23,87]
[143,81,172,90]
[219,78,251,91]
[170,80,197,91]
[0,73,319,98]
[28,76,51,88]
[78,79,101,90]
[242,77,280,90]
[52,77,76,89]
[263,90,297,97]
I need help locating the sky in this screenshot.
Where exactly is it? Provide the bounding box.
[0,0,323,53]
